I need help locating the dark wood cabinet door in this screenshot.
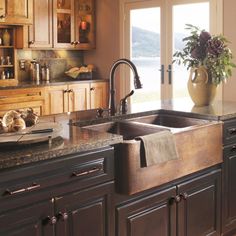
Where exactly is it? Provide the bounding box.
[55,181,114,236]
[116,186,176,236]
[222,145,236,235]
[0,199,55,236]
[177,169,221,236]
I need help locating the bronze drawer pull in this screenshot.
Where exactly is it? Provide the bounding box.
[71,164,103,178]
[3,182,41,196]
[228,128,236,135]
[230,145,236,152]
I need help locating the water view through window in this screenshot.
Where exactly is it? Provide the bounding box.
[129,2,209,110]
[130,7,161,110]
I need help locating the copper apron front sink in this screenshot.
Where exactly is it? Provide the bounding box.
[83,116,223,195]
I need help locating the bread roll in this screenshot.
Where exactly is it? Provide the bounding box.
[2,110,26,132]
[8,117,26,132]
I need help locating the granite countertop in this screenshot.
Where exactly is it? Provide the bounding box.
[0,78,108,90]
[1,97,236,170]
[0,112,123,170]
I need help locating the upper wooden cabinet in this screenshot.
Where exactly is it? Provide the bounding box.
[53,0,95,49]
[28,0,53,48]
[0,0,33,25]
[18,0,95,49]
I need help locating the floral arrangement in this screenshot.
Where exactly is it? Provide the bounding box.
[173,24,236,85]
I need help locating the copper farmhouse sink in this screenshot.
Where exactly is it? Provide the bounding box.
[84,114,223,195]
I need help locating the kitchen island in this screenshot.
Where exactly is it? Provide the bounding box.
[0,98,236,236]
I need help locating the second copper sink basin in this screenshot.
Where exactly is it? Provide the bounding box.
[128,114,208,128]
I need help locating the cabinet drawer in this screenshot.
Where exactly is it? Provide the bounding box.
[0,147,114,210]
[223,119,236,145]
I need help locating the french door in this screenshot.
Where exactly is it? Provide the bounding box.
[120,0,222,111]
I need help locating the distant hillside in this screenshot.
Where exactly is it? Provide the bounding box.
[132,26,186,57]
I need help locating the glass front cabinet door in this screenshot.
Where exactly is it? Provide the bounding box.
[53,0,95,50]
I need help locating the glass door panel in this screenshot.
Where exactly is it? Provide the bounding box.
[172,2,210,99]
[129,6,161,111]
[54,0,74,48]
[57,13,71,43]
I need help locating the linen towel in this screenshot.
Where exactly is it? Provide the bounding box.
[136,130,179,167]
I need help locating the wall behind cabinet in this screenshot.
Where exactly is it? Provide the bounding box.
[83,0,120,79]
[16,50,83,81]
[223,0,236,101]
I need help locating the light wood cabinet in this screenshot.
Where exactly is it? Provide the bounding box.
[0,0,33,25]
[53,0,95,49]
[28,0,53,48]
[0,87,45,116]
[45,83,90,115]
[68,83,90,112]
[45,85,67,115]
[18,0,95,50]
[45,82,108,115]
[0,26,17,86]
[90,82,108,109]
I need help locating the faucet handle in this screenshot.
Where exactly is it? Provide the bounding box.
[96,108,104,118]
[96,108,111,118]
[119,90,134,114]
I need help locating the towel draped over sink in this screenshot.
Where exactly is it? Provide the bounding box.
[135,130,179,167]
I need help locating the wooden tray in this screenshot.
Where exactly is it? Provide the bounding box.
[0,122,62,145]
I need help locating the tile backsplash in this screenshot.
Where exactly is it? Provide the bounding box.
[17,50,84,81]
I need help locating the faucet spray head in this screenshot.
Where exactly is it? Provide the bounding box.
[134,75,142,89]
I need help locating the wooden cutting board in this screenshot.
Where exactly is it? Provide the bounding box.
[0,122,62,145]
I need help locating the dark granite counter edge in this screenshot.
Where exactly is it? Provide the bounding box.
[0,78,108,90]
[0,133,123,170]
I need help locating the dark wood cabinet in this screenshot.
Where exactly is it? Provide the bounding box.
[116,168,221,236]
[0,147,114,236]
[222,118,236,235]
[55,182,114,236]
[177,169,221,236]
[0,199,54,236]
[116,187,176,236]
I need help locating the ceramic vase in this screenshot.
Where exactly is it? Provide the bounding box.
[187,66,217,106]
[3,29,10,46]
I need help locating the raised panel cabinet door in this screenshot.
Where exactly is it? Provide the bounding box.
[0,199,54,236]
[54,182,114,236]
[68,83,90,112]
[28,0,52,48]
[90,82,108,109]
[45,85,68,115]
[177,169,221,236]
[3,0,33,24]
[116,187,176,236]
[222,145,236,235]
